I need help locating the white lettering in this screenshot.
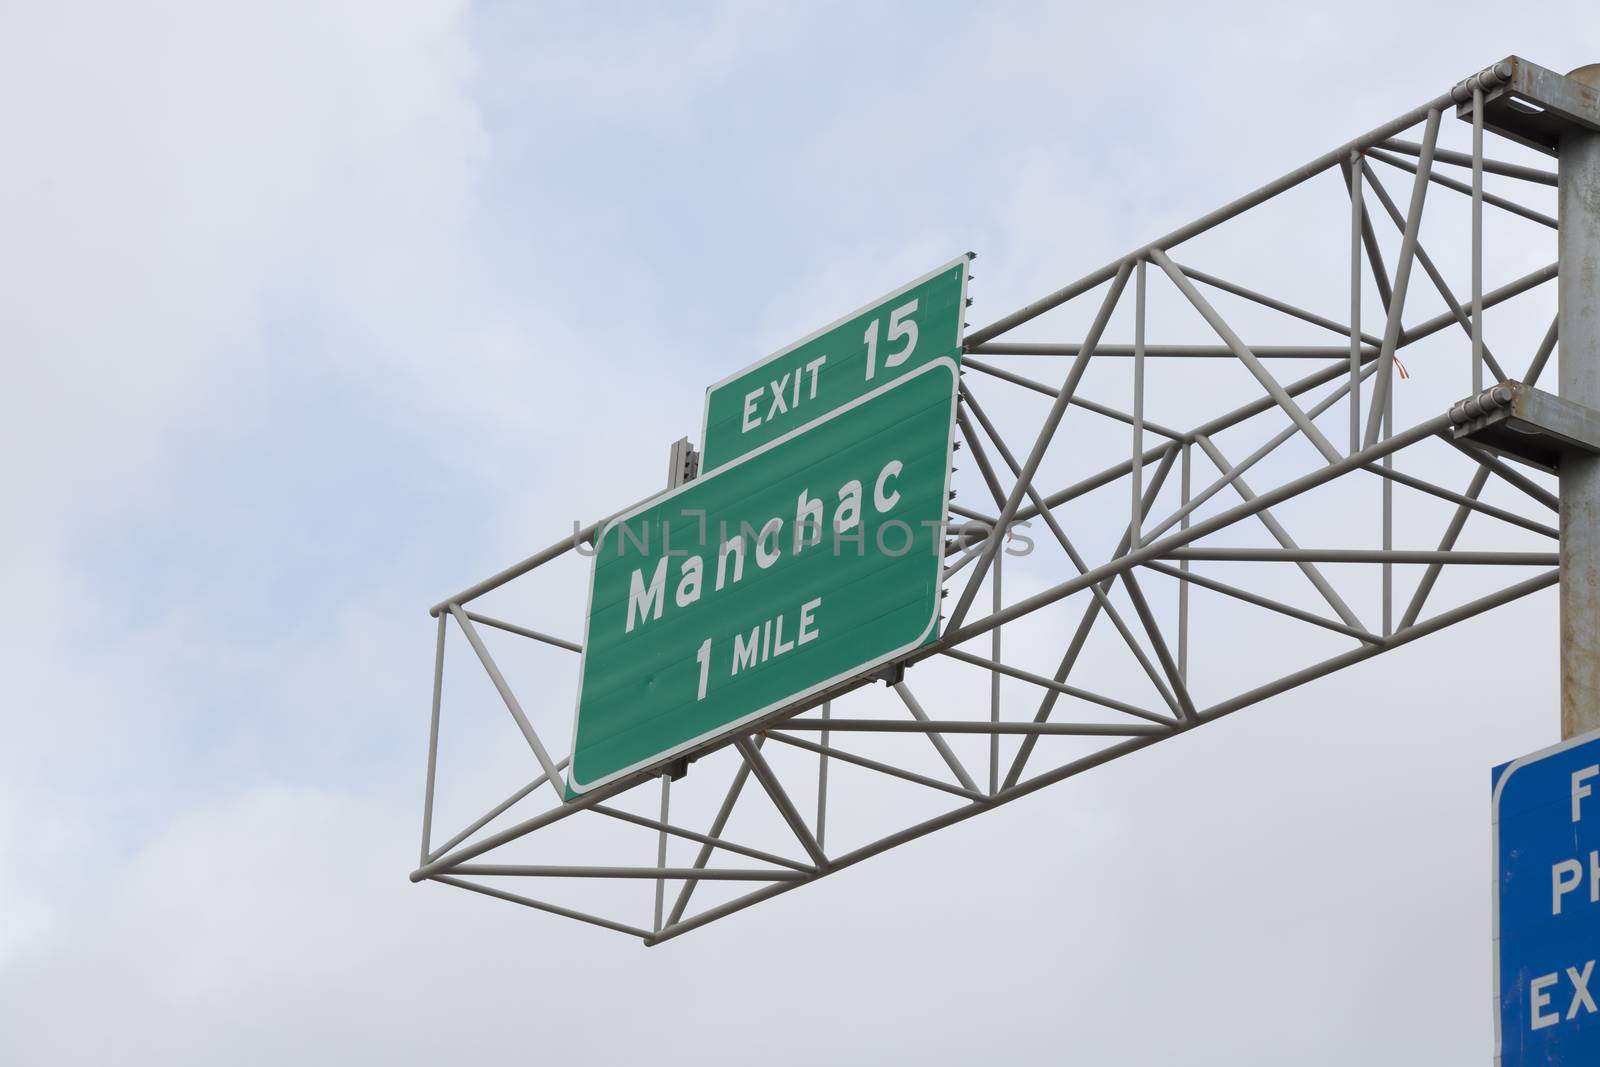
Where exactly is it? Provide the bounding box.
[1555,859,1584,915]
[726,600,821,673]
[756,517,783,569]
[674,555,703,608]
[1532,972,1560,1030]
[794,489,823,553]
[741,388,762,433]
[884,299,918,368]
[836,479,862,533]
[766,373,790,420]
[626,557,668,633]
[716,536,745,590]
[874,459,903,513]
[798,597,821,645]
[1568,961,1597,1021]
[732,627,760,674]
[614,451,925,633]
[1576,765,1599,822]
[804,355,826,399]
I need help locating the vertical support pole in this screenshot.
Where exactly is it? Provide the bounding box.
[654,773,671,933]
[816,700,830,849]
[1370,130,1405,639]
[657,433,692,927]
[1133,260,1146,533]
[990,548,1002,795]
[1560,119,1600,739]
[1349,151,1363,455]
[1383,378,1394,638]
[1472,86,1486,394]
[1365,109,1440,448]
[1179,441,1190,682]
[420,613,447,865]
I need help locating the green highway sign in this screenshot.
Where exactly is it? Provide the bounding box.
[567,357,958,796]
[698,257,970,473]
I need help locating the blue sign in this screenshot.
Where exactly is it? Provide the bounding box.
[1495,728,1600,1064]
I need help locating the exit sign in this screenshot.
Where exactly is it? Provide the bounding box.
[698,257,969,473]
[567,358,958,796]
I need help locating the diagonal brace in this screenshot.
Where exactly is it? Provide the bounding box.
[895,682,982,794]
[1365,109,1441,447]
[449,604,567,800]
[960,394,1182,717]
[1190,435,1369,634]
[1002,449,1179,788]
[946,262,1133,632]
[1361,160,1510,383]
[735,737,829,870]
[1149,247,1343,464]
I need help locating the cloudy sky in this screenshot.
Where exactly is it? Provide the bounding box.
[4,2,1599,1063]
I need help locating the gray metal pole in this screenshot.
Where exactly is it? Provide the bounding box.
[1473,86,1485,395]
[735,737,828,869]
[1349,151,1363,456]
[666,741,762,926]
[1133,260,1147,533]
[420,614,447,865]
[1368,147,1558,229]
[894,681,981,793]
[1365,109,1441,449]
[1179,443,1190,681]
[448,605,568,798]
[816,699,830,849]
[989,552,1001,796]
[654,773,670,933]
[1560,72,1600,740]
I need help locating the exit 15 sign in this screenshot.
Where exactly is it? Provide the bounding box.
[698,257,969,473]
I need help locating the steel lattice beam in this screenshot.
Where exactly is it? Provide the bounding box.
[410,56,1586,945]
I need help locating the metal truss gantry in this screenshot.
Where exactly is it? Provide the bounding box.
[411,57,1600,944]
